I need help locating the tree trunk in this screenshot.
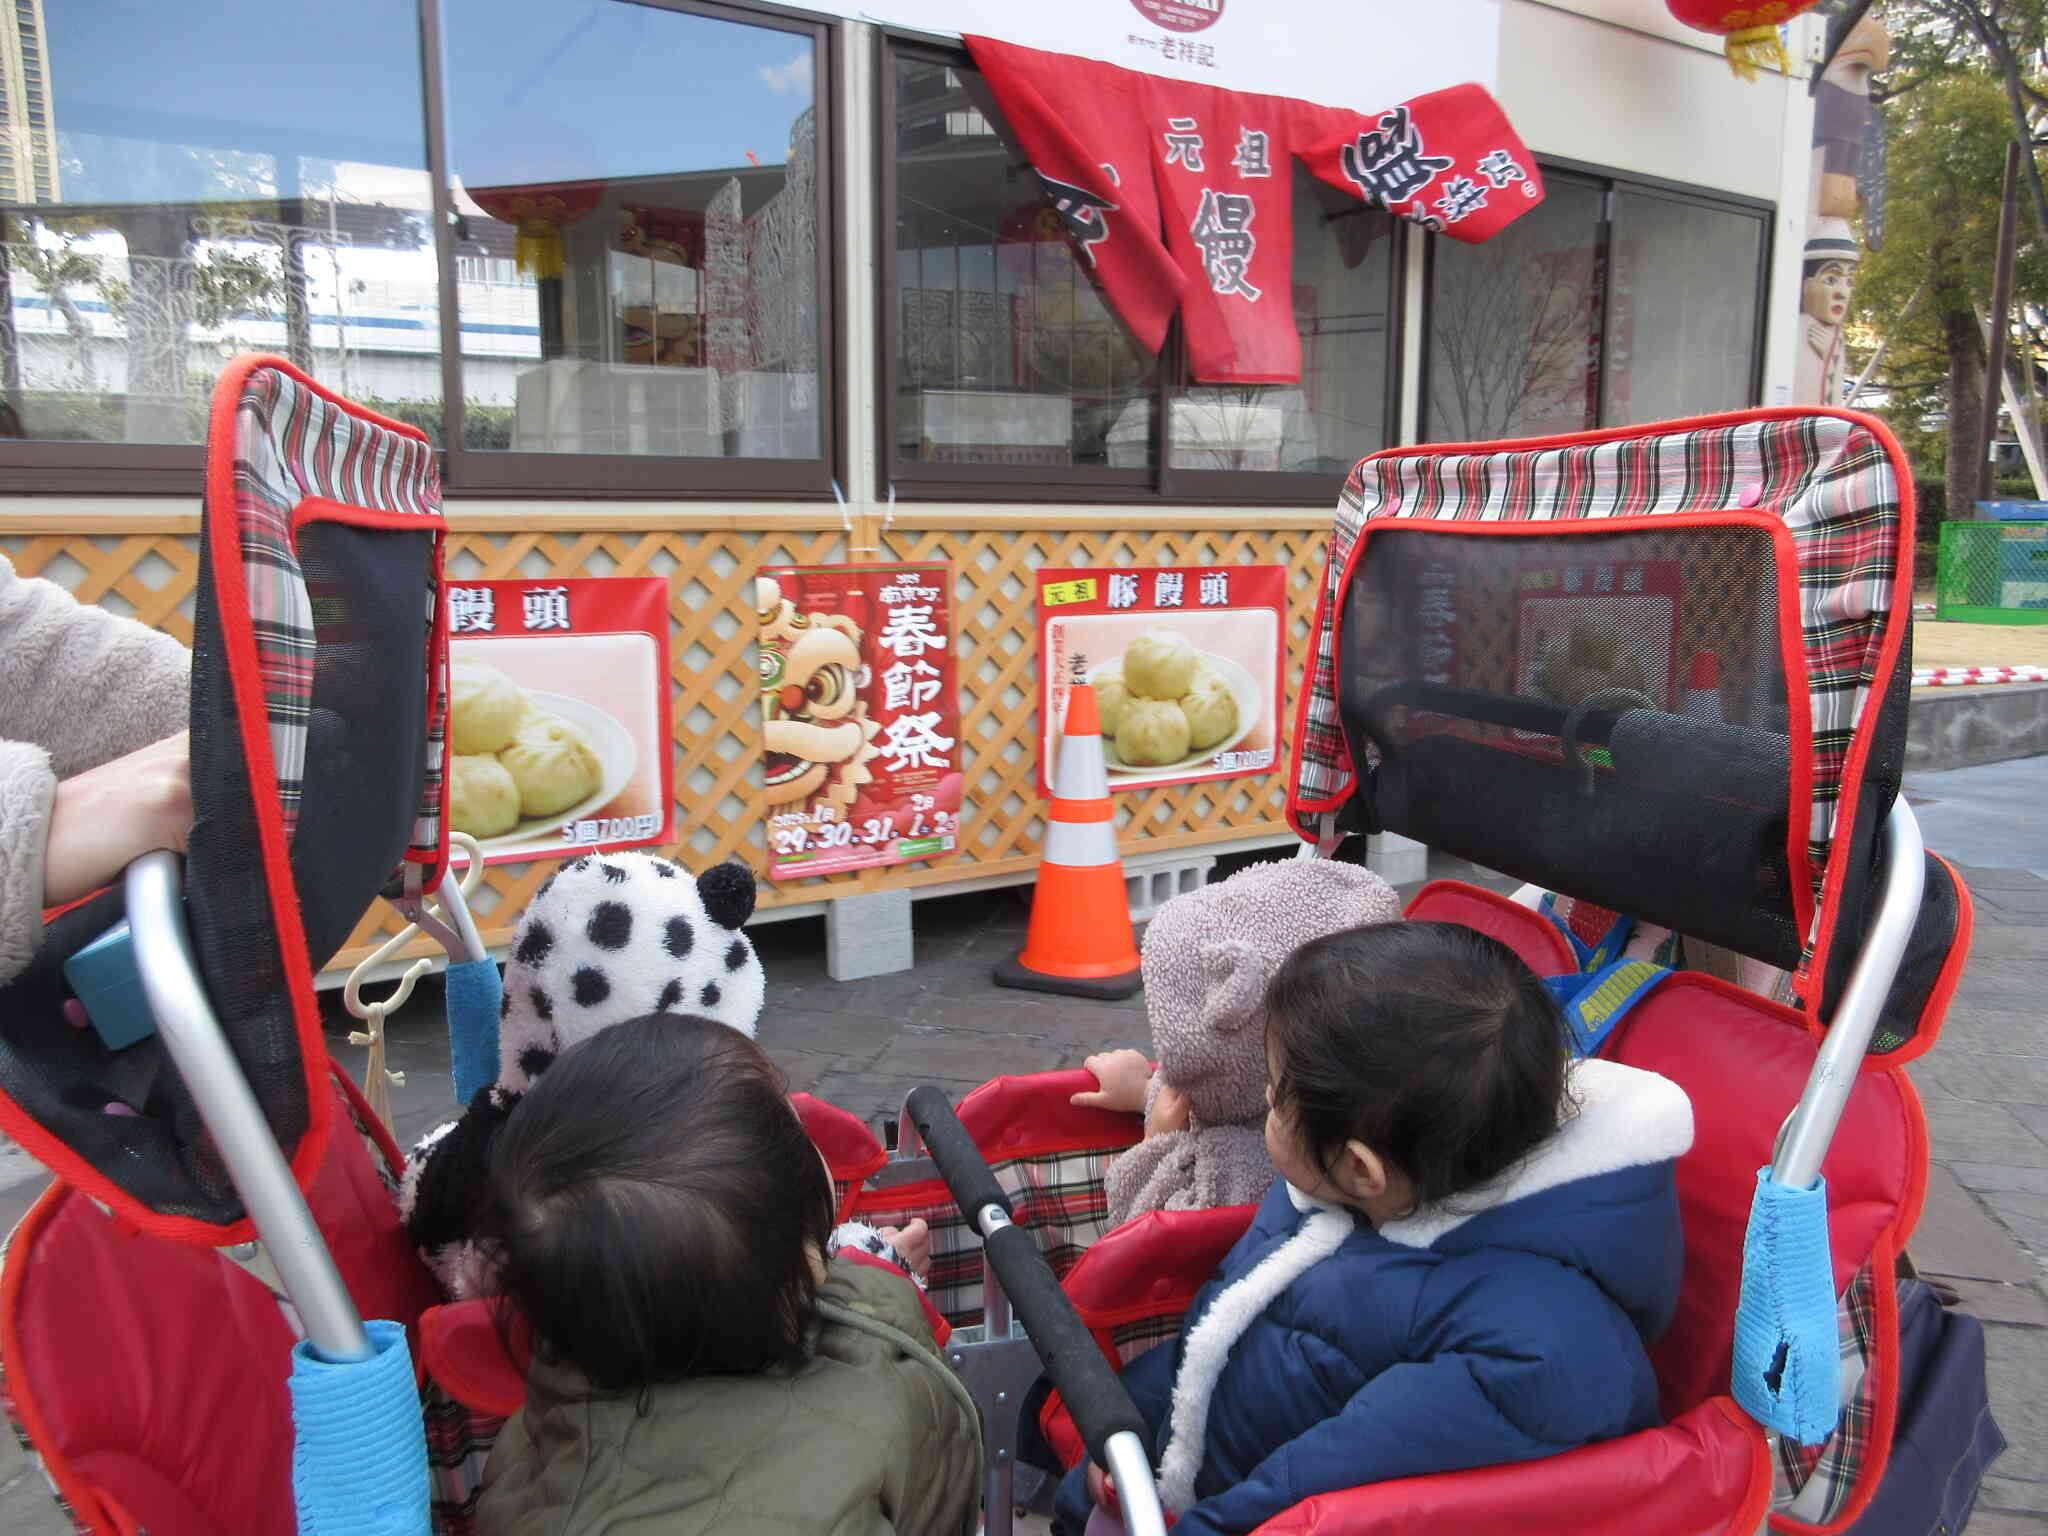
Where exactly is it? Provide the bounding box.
[1945,305,1990,515]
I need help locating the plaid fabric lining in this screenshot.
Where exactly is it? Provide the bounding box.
[1291,414,1905,983]
[232,365,446,866]
[1772,1262,1879,1527]
[854,1144,1127,1328]
[1109,1311,1185,1366]
[423,1382,504,1536]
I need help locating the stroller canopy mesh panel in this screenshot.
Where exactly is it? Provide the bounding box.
[1288,409,1962,1054]
[0,356,447,1240]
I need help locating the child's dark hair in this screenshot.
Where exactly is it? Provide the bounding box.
[476,1014,834,1393]
[1264,921,1568,1213]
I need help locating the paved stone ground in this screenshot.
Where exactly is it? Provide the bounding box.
[1,760,2043,1532]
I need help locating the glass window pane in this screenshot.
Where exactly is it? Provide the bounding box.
[1169,172,1391,473]
[3,0,438,444]
[1603,191,1762,426]
[1425,179,1603,442]
[893,55,1156,471]
[443,0,822,459]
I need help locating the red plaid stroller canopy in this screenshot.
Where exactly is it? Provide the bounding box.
[1288,408,1966,1057]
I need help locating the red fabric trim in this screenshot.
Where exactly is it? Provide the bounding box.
[184,353,332,1248]
[1285,501,1378,832]
[1713,1397,1777,1536]
[218,353,432,447]
[1772,427,1915,1020]
[0,1184,118,1535]
[1404,880,1576,977]
[1356,404,1905,464]
[289,496,447,535]
[1880,854,1973,1068]
[1769,1232,1906,1536]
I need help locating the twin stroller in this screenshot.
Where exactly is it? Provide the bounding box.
[0,360,1988,1534]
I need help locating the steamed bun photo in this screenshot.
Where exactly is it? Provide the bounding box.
[445,657,606,838]
[1090,625,1242,769]
[500,711,603,818]
[450,661,524,754]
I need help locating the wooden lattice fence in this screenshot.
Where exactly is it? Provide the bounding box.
[3,508,1328,972]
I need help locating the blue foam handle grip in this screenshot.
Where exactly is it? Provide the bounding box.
[443,957,503,1107]
[1731,1168,1841,1445]
[290,1319,430,1535]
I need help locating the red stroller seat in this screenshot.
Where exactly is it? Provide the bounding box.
[1,1069,442,1536]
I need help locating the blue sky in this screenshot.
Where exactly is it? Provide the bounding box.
[43,0,812,206]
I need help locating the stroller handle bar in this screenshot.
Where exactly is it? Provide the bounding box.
[904,1085,1168,1536]
[1770,800,1924,1191]
[125,851,373,1364]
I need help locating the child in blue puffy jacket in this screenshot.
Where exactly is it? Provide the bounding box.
[1058,920,1694,1536]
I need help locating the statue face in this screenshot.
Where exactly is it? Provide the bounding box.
[1803,261,1854,328]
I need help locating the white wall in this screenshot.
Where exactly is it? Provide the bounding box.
[1496,0,1808,203]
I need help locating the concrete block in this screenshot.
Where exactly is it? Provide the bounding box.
[1123,852,1216,922]
[1365,831,1429,885]
[826,888,913,981]
[1906,682,2048,772]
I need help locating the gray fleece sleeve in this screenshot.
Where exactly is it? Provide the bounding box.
[0,740,56,984]
[0,555,190,781]
[0,556,191,983]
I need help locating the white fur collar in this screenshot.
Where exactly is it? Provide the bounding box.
[1375,1060,1693,1250]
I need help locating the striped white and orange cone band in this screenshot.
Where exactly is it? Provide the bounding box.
[995,682,1143,998]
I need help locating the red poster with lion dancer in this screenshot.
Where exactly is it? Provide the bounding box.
[756,564,963,881]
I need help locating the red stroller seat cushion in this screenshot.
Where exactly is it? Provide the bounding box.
[1,1070,442,1536]
[1601,972,1925,1420]
[1403,881,1574,977]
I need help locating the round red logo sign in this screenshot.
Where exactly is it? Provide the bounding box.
[1129,0,1224,34]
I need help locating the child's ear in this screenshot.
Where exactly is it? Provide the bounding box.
[1332,1139,1392,1204]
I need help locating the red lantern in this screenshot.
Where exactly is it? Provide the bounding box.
[1665,1,1823,80]
[466,180,605,281]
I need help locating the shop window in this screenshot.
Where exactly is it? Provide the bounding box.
[885,42,1395,502]
[1425,168,1767,442]
[1602,189,1767,428]
[0,0,440,478]
[438,0,832,493]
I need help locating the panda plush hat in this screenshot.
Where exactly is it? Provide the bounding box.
[400,851,764,1298]
[495,851,764,1094]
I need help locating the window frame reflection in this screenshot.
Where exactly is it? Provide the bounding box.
[1421,159,1771,444]
[429,0,839,497]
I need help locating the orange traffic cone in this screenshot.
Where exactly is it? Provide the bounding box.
[995,682,1142,999]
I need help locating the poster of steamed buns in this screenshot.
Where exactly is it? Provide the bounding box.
[1035,565,1287,795]
[442,577,673,864]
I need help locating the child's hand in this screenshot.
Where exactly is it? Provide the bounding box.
[1072,1049,1153,1115]
[1087,1460,1119,1515]
[877,1219,931,1280]
[1145,1080,1192,1138]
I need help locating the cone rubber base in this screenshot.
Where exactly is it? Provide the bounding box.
[993,951,1142,1001]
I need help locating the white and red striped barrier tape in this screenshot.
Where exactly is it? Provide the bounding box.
[1911,665,2048,687]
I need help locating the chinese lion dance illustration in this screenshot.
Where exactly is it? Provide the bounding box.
[756,575,882,809]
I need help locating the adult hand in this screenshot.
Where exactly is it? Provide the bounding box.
[42,731,192,908]
[878,1218,931,1280]
[1145,1080,1192,1139]
[1071,1048,1153,1115]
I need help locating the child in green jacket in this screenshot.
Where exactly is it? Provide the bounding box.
[474,1014,980,1536]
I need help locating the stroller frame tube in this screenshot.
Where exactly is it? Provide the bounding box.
[125,851,373,1364]
[1769,802,1924,1191]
